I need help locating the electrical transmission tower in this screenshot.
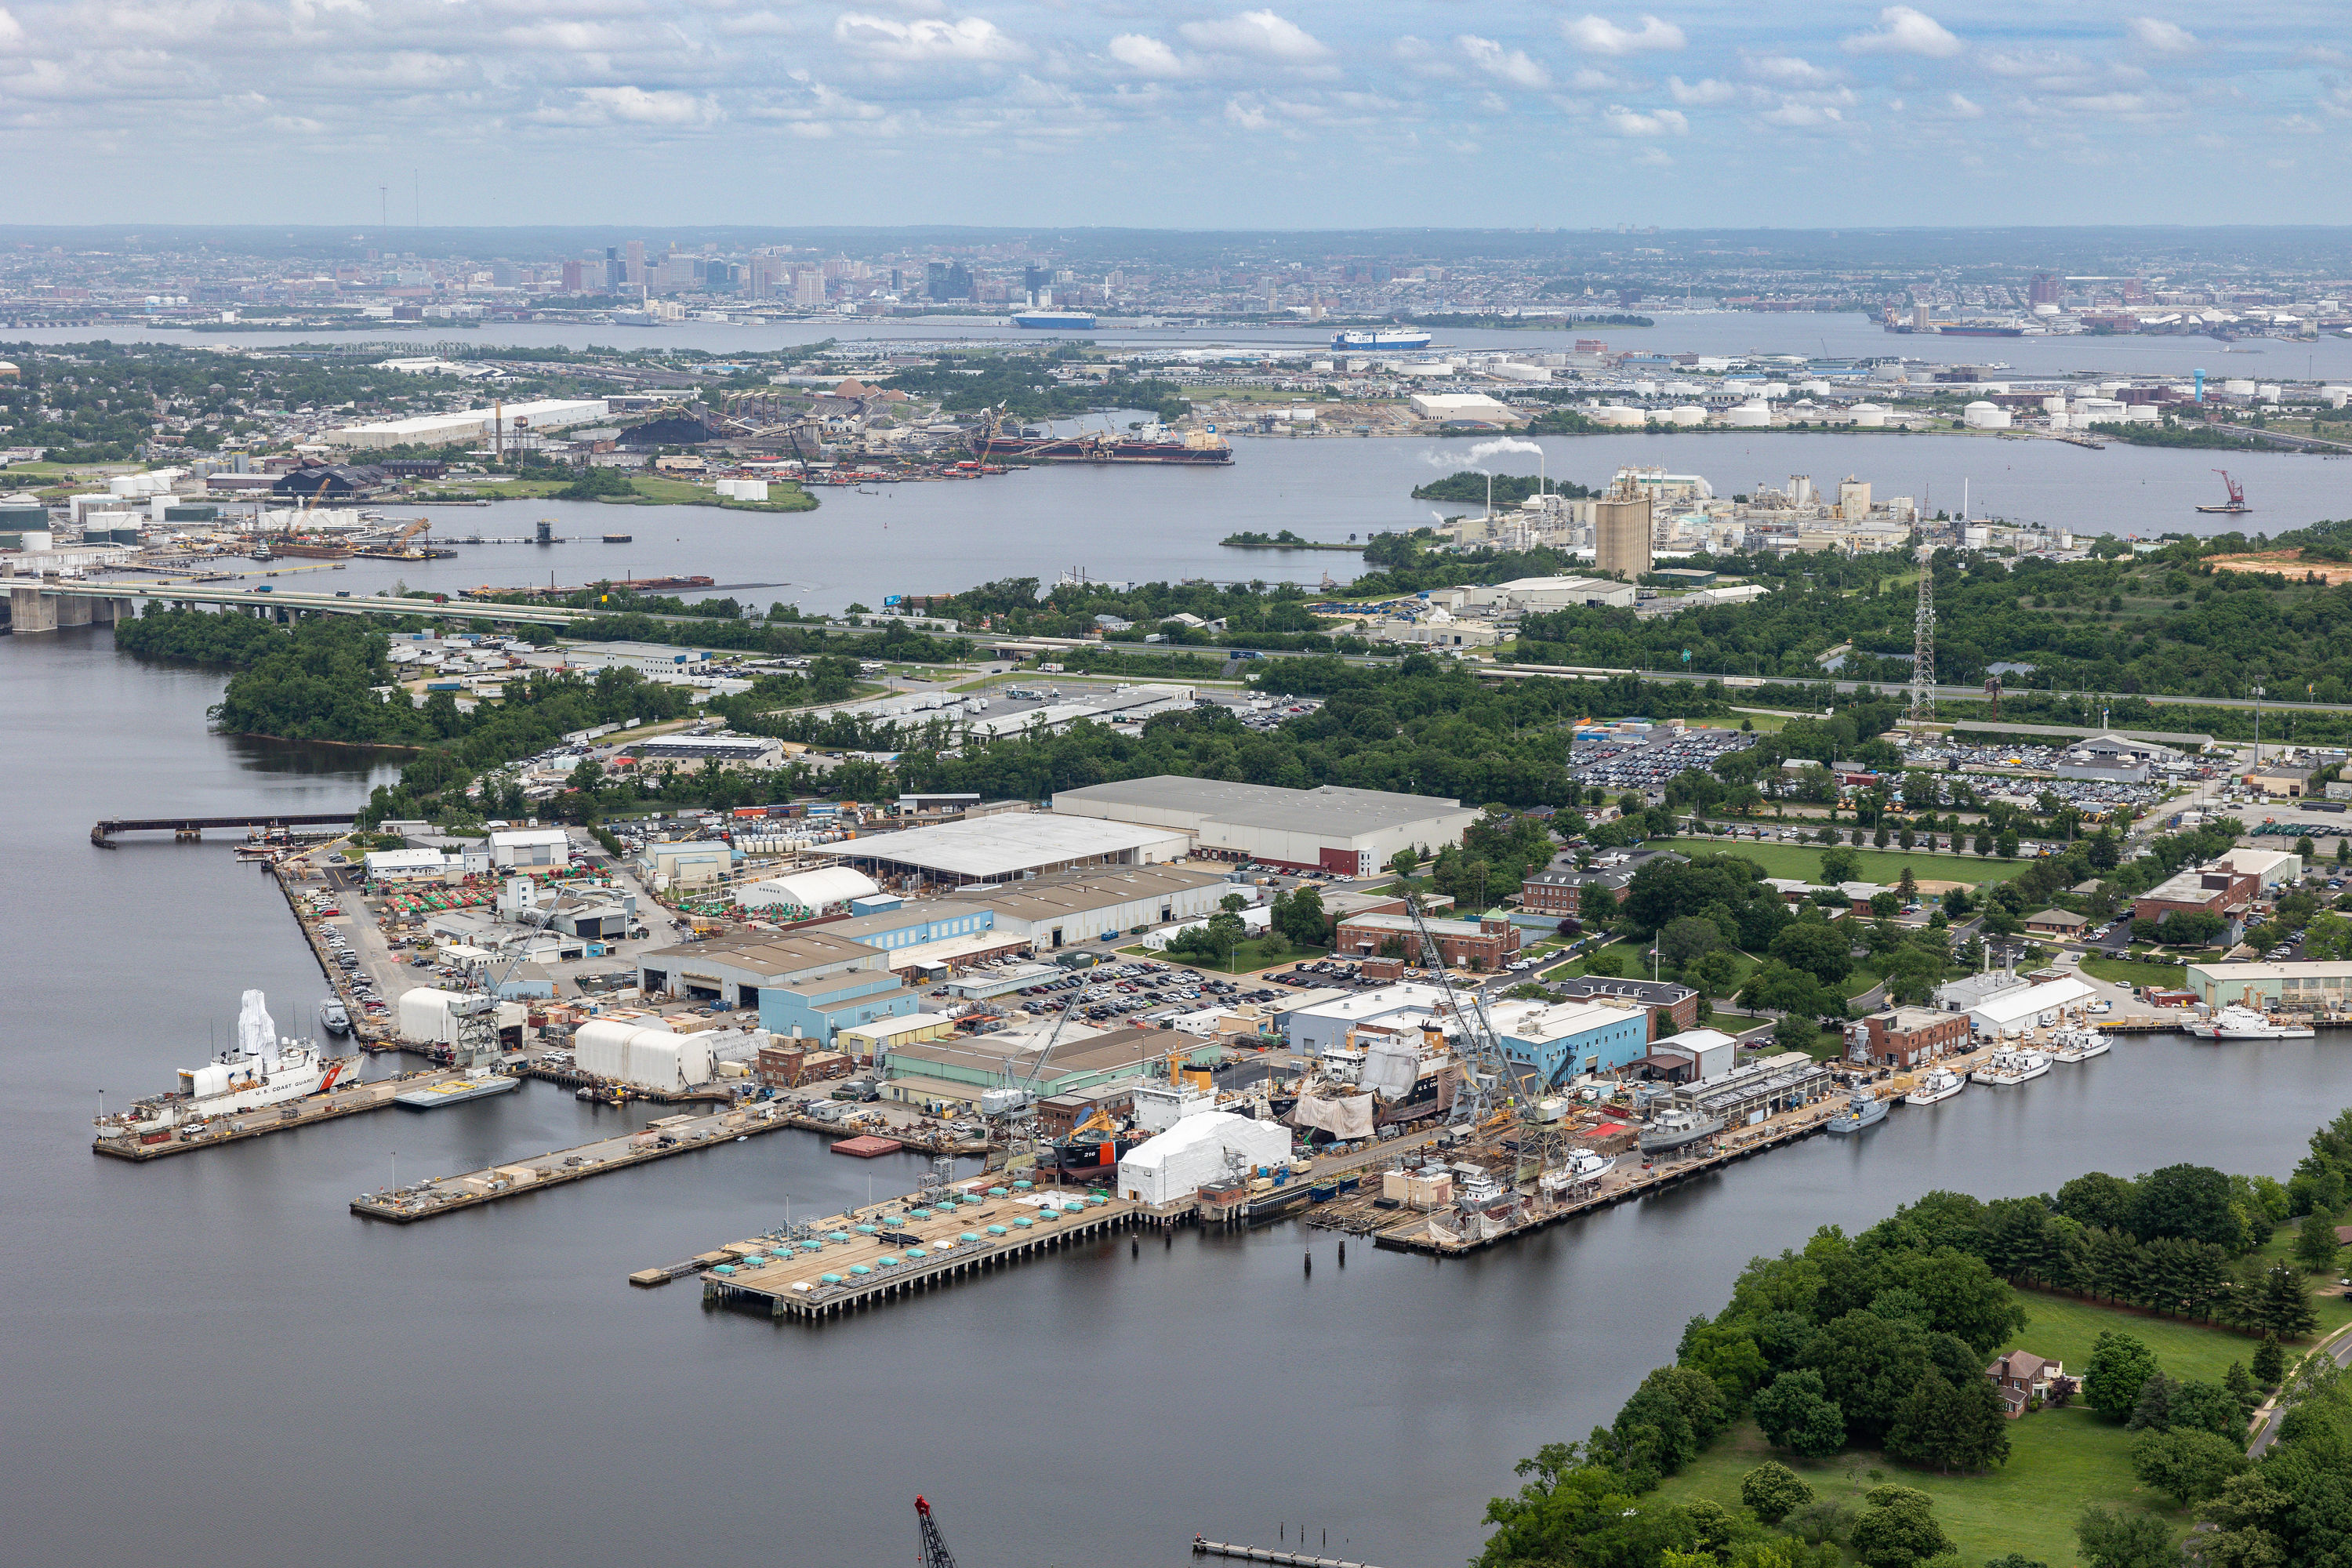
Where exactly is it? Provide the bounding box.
[1909,544,1936,721]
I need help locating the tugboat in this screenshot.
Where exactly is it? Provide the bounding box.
[1639,1105,1726,1159]
[1824,1087,1889,1134]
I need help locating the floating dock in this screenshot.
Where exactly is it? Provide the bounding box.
[699,1192,1138,1321]
[1195,1541,1385,1568]
[394,1073,524,1110]
[93,1066,484,1162]
[350,1101,797,1223]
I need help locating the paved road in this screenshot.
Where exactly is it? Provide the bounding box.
[2248,1317,2352,1457]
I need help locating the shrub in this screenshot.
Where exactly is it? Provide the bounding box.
[1740,1461,1814,1526]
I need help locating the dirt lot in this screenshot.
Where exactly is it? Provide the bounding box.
[2208,550,2352,585]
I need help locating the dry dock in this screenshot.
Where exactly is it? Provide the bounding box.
[93,1065,485,1162]
[350,1099,805,1222]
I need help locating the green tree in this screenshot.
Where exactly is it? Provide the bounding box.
[1770,921,1855,986]
[1879,1247,2031,1355]
[2128,1373,2178,1432]
[1740,1461,1815,1526]
[2251,1334,2284,1388]
[2169,1381,2250,1445]
[2132,1428,2249,1505]
[2074,1505,2178,1568]
[1847,1486,1953,1568]
[1389,846,1420,880]
[2249,1264,2321,1339]
[2294,1209,2341,1275]
[1754,1369,1847,1458]
[1659,915,1722,970]
[2082,1331,2160,1421]
[1820,844,1863,884]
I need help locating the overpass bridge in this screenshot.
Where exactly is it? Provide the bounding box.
[9,579,588,632]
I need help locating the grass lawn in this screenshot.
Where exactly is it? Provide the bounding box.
[1657,1411,2183,1567]
[2006,1287,2274,1383]
[1691,840,2035,889]
[1123,938,1329,975]
[1543,936,1648,982]
[2245,1228,2352,1344]
[2079,955,2187,989]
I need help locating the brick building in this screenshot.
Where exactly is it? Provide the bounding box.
[1984,1351,2063,1417]
[1549,977,1700,1041]
[1333,911,1522,970]
[2132,862,2257,929]
[1848,1006,1969,1069]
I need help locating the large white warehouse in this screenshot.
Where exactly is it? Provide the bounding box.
[1051,775,1484,877]
[1116,1110,1294,1205]
[573,1018,713,1092]
[842,812,1190,887]
[323,398,612,450]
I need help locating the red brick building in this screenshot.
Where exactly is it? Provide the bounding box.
[1333,912,1522,970]
[1850,1006,1969,1069]
[2132,863,2256,927]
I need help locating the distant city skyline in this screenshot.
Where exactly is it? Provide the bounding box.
[1,2,2346,227]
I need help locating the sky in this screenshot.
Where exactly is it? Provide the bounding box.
[2,0,2347,227]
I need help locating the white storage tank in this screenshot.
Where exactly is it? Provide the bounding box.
[2223,378,2256,397]
[1593,405,1645,426]
[1721,401,1772,427]
[1666,405,1708,426]
[1962,401,2012,430]
[2256,384,2281,403]
[1849,403,1888,428]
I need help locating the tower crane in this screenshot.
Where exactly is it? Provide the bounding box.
[978,974,1085,1119]
[913,1495,958,1568]
[1399,895,1530,1123]
[447,879,583,1070]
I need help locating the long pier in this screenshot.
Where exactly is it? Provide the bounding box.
[350,1100,797,1223]
[700,1194,1138,1321]
[93,810,358,845]
[93,1065,481,1161]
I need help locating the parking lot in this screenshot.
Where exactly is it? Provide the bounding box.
[1569,725,1755,794]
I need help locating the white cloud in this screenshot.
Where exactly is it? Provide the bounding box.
[1569,67,1622,90]
[1747,55,1829,86]
[2127,18,2197,53]
[1457,34,1549,90]
[1563,14,1684,56]
[1762,100,1843,127]
[573,85,722,124]
[832,13,1025,63]
[1946,90,1983,117]
[1178,10,1329,64]
[1107,34,1185,77]
[1667,75,1733,104]
[0,6,23,45]
[1601,103,1686,135]
[1223,94,1272,129]
[1842,6,1962,58]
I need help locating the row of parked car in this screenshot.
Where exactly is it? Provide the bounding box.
[320,926,390,1024]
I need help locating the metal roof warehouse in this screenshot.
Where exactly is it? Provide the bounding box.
[1050,775,1483,877]
[839,813,1191,887]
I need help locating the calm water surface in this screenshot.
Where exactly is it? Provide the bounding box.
[4,627,2351,1566]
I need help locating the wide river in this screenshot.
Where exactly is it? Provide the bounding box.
[4,624,2350,1568]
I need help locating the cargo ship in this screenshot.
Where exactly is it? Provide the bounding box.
[1332,328,1432,350]
[1937,323,2026,338]
[269,536,354,559]
[973,419,1232,466]
[1013,310,1097,330]
[96,990,358,1137]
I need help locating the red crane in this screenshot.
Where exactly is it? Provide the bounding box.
[2196,469,2249,514]
[914,1495,959,1568]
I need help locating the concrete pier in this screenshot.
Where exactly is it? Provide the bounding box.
[10,584,56,633]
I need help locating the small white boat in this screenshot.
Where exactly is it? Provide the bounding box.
[2048,1028,2112,1063]
[1972,1049,2052,1087]
[1905,1067,1966,1105]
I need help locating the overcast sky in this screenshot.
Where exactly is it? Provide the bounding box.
[2,0,2345,228]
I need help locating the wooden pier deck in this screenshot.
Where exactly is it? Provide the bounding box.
[698,1192,1138,1321]
[93,1065,479,1162]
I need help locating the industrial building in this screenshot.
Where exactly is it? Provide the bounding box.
[1332,910,1522,970]
[1117,1111,1294,1206]
[841,813,1192,889]
[1282,982,1457,1057]
[1050,775,1483,877]
[321,397,612,449]
[636,930,888,1011]
[1847,1007,1970,1069]
[488,827,571,869]
[973,866,1234,949]
[1549,976,1700,1041]
[2184,960,2352,1013]
[1595,488,1653,579]
[758,967,921,1044]
[880,1023,1203,1112]
[735,866,881,918]
[2132,861,2259,931]
[1486,996,1651,1085]
[624,735,782,770]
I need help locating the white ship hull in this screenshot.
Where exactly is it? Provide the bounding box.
[1972,1051,2051,1087]
[1905,1072,1965,1105]
[2190,1006,2316,1040]
[99,990,358,1135]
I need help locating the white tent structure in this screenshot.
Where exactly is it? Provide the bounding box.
[1116,1111,1293,1205]
[736,866,881,916]
[1966,976,2095,1037]
[573,1019,715,1091]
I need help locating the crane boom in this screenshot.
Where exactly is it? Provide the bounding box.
[980,974,1084,1117]
[1400,895,1526,1119]
[913,1495,957,1568]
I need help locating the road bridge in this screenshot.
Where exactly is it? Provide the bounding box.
[13,579,586,631]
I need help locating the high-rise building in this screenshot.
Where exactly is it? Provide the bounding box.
[1837,476,1871,520]
[1594,487,1653,580]
[561,260,586,292]
[623,240,645,286]
[2028,272,2063,307]
[605,246,622,289]
[794,269,826,308]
